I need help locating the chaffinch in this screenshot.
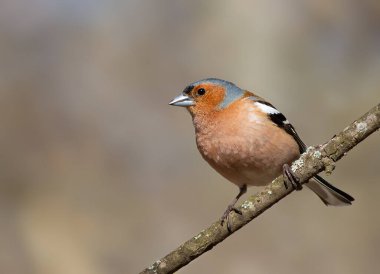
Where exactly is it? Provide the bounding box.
[169,78,354,229]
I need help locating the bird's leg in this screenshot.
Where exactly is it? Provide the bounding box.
[283,164,302,190]
[220,184,247,232]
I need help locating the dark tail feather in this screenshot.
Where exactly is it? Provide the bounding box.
[306,174,354,206]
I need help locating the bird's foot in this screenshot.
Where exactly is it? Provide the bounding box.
[283,164,302,190]
[220,205,242,232]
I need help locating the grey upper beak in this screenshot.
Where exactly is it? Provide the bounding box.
[169,94,195,107]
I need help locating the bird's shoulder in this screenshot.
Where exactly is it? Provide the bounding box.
[231,92,307,153]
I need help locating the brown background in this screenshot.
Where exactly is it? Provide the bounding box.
[0,1,379,274]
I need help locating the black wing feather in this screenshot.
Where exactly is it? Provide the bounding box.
[267,110,307,154]
[283,123,307,153]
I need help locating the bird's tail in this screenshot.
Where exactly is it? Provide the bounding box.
[306,174,354,206]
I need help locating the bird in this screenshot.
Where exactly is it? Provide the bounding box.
[169,78,354,230]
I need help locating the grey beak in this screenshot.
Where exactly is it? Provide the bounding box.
[169,94,195,107]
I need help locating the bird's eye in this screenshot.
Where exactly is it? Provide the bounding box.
[197,88,206,96]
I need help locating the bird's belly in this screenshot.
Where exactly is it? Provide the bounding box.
[206,152,288,187]
[197,127,300,187]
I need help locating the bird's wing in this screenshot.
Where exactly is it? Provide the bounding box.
[254,99,307,153]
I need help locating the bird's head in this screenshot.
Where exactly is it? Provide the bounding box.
[169,78,245,117]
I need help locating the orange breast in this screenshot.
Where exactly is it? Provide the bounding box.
[194,98,300,187]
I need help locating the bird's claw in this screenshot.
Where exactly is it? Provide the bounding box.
[283,164,302,190]
[220,205,242,232]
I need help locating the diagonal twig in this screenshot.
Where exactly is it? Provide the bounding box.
[141,103,380,274]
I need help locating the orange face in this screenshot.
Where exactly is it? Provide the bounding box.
[186,83,226,116]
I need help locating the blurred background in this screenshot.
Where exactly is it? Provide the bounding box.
[0,1,379,273]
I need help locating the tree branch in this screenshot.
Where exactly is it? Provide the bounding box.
[141,103,380,274]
